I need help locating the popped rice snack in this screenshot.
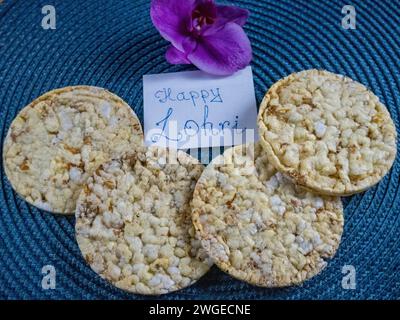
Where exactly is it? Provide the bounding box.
[75,146,212,295]
[3,86,143,214]
[192,143,343,287]
[258,69,397,196]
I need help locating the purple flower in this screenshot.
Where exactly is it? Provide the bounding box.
[150,0,252,76]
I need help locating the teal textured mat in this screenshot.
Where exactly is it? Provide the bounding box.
[0,0,399,299]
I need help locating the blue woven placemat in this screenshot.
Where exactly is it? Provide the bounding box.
[0,0,399,300]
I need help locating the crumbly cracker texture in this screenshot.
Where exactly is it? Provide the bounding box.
[3,86,143,214]
[75,146,212,295]
[192,143,344,287]
[257,69,397,195]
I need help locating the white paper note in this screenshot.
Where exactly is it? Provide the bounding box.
[143,66,258,149]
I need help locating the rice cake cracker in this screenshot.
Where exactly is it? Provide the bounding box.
[3,86,143,214]
[75,146,212,295]
[257,69,397,196]
[192,143,344,287]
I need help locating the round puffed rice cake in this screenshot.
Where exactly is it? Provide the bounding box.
[257,69,397,196]
[192,143,344,287]
[3,86,143,214]
[75,146,212,295]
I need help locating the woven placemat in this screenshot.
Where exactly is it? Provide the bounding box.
[0,0,399,300]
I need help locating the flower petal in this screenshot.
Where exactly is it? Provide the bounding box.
[187,22,252,76]
[166,46,191,64]
[216,5,249,26]
[150,0,195,50]
[200,5,249,36]
[194,0,216,8]
[193,0,217,19]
